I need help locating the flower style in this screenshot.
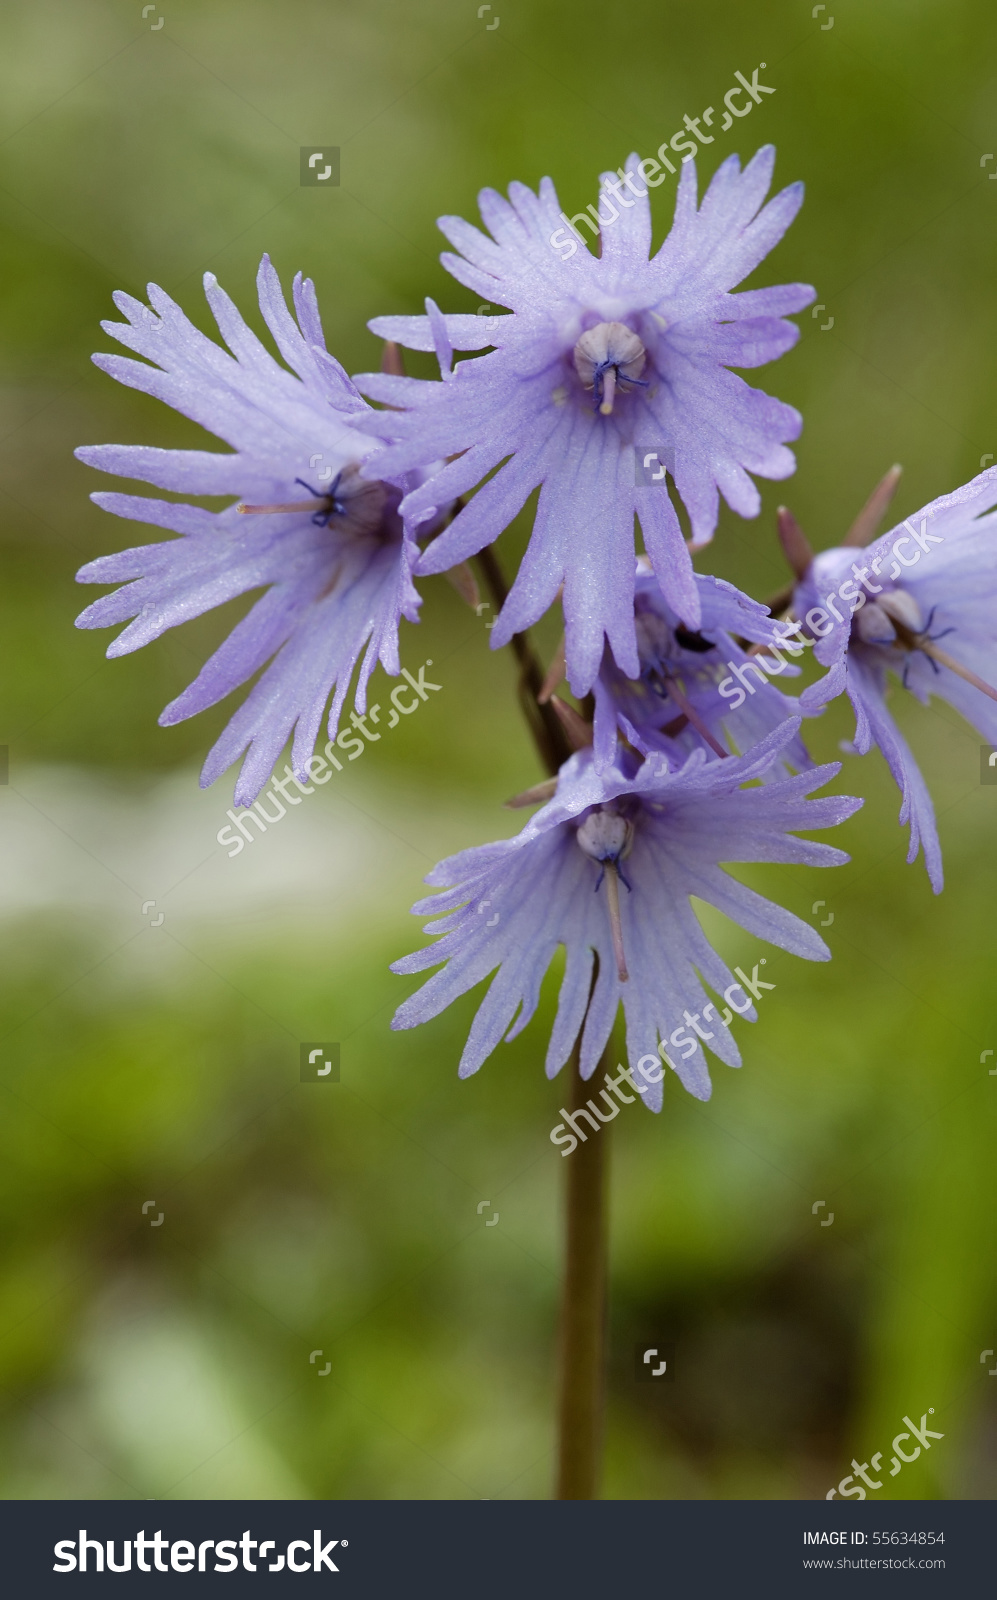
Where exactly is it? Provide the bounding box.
[75,256,432,806]
[353,145,813,693]
[590,558,812,776]
[391,723,860,1108]
[788,465,997,893]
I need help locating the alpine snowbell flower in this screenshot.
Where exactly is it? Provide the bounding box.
[785,465,997,892]
[354,146,813,693]
[590,558,812,776]
[75,257,432,806]
[391,723,860,1108]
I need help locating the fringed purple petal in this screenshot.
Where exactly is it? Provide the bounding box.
[76,258,425,804]
[353,146,809,670]
[393,732,859,1098]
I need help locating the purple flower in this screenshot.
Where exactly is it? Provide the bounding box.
[75,256,432,806]
[391,724,859,1108]
[592,559,812,776]
[793,466,997,892]
[354,146,812,693]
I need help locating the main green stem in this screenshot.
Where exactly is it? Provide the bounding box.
[475,544,609,1502]
[555,1041,610,1499]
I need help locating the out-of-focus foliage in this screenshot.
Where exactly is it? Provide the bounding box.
[0,0,995,1498]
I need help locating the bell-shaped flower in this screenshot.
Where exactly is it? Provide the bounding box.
[75,256,432,806]
[786,465,997,892]
[354,146,813,693]
[590,558,812,776]
[391,724,860,1108]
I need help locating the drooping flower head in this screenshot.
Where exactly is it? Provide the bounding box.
[590,558,812,777]
[75,257,436,806]
[354,146,813,694]
[784,464,997,892]
[392,724,860,1108]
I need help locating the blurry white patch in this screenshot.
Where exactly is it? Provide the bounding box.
[0,765,486,958]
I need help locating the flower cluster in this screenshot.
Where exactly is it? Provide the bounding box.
[74,146,997,1110]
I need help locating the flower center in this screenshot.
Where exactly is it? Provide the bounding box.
[635,610,715,673]
[853,588,997,704]
[852,588,922,646]
[576,807,634,982]
[632,610,728,757]
[576,808,633,866]
[238,464,390,539]
[572,321,647,416]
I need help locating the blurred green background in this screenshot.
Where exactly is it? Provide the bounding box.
[1,0,996,1500]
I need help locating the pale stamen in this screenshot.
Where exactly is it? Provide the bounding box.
[239,470,389,539]
[599,366,617,416]
[663,677,728,758]
[576,810,634,983]
[918,639,997,704]
[239,497,328,515]
[603,862,629,983]
[884,613,997,704]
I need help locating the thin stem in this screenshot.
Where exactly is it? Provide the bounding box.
[555,1037,610,1500]
[475,541,609,1502]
